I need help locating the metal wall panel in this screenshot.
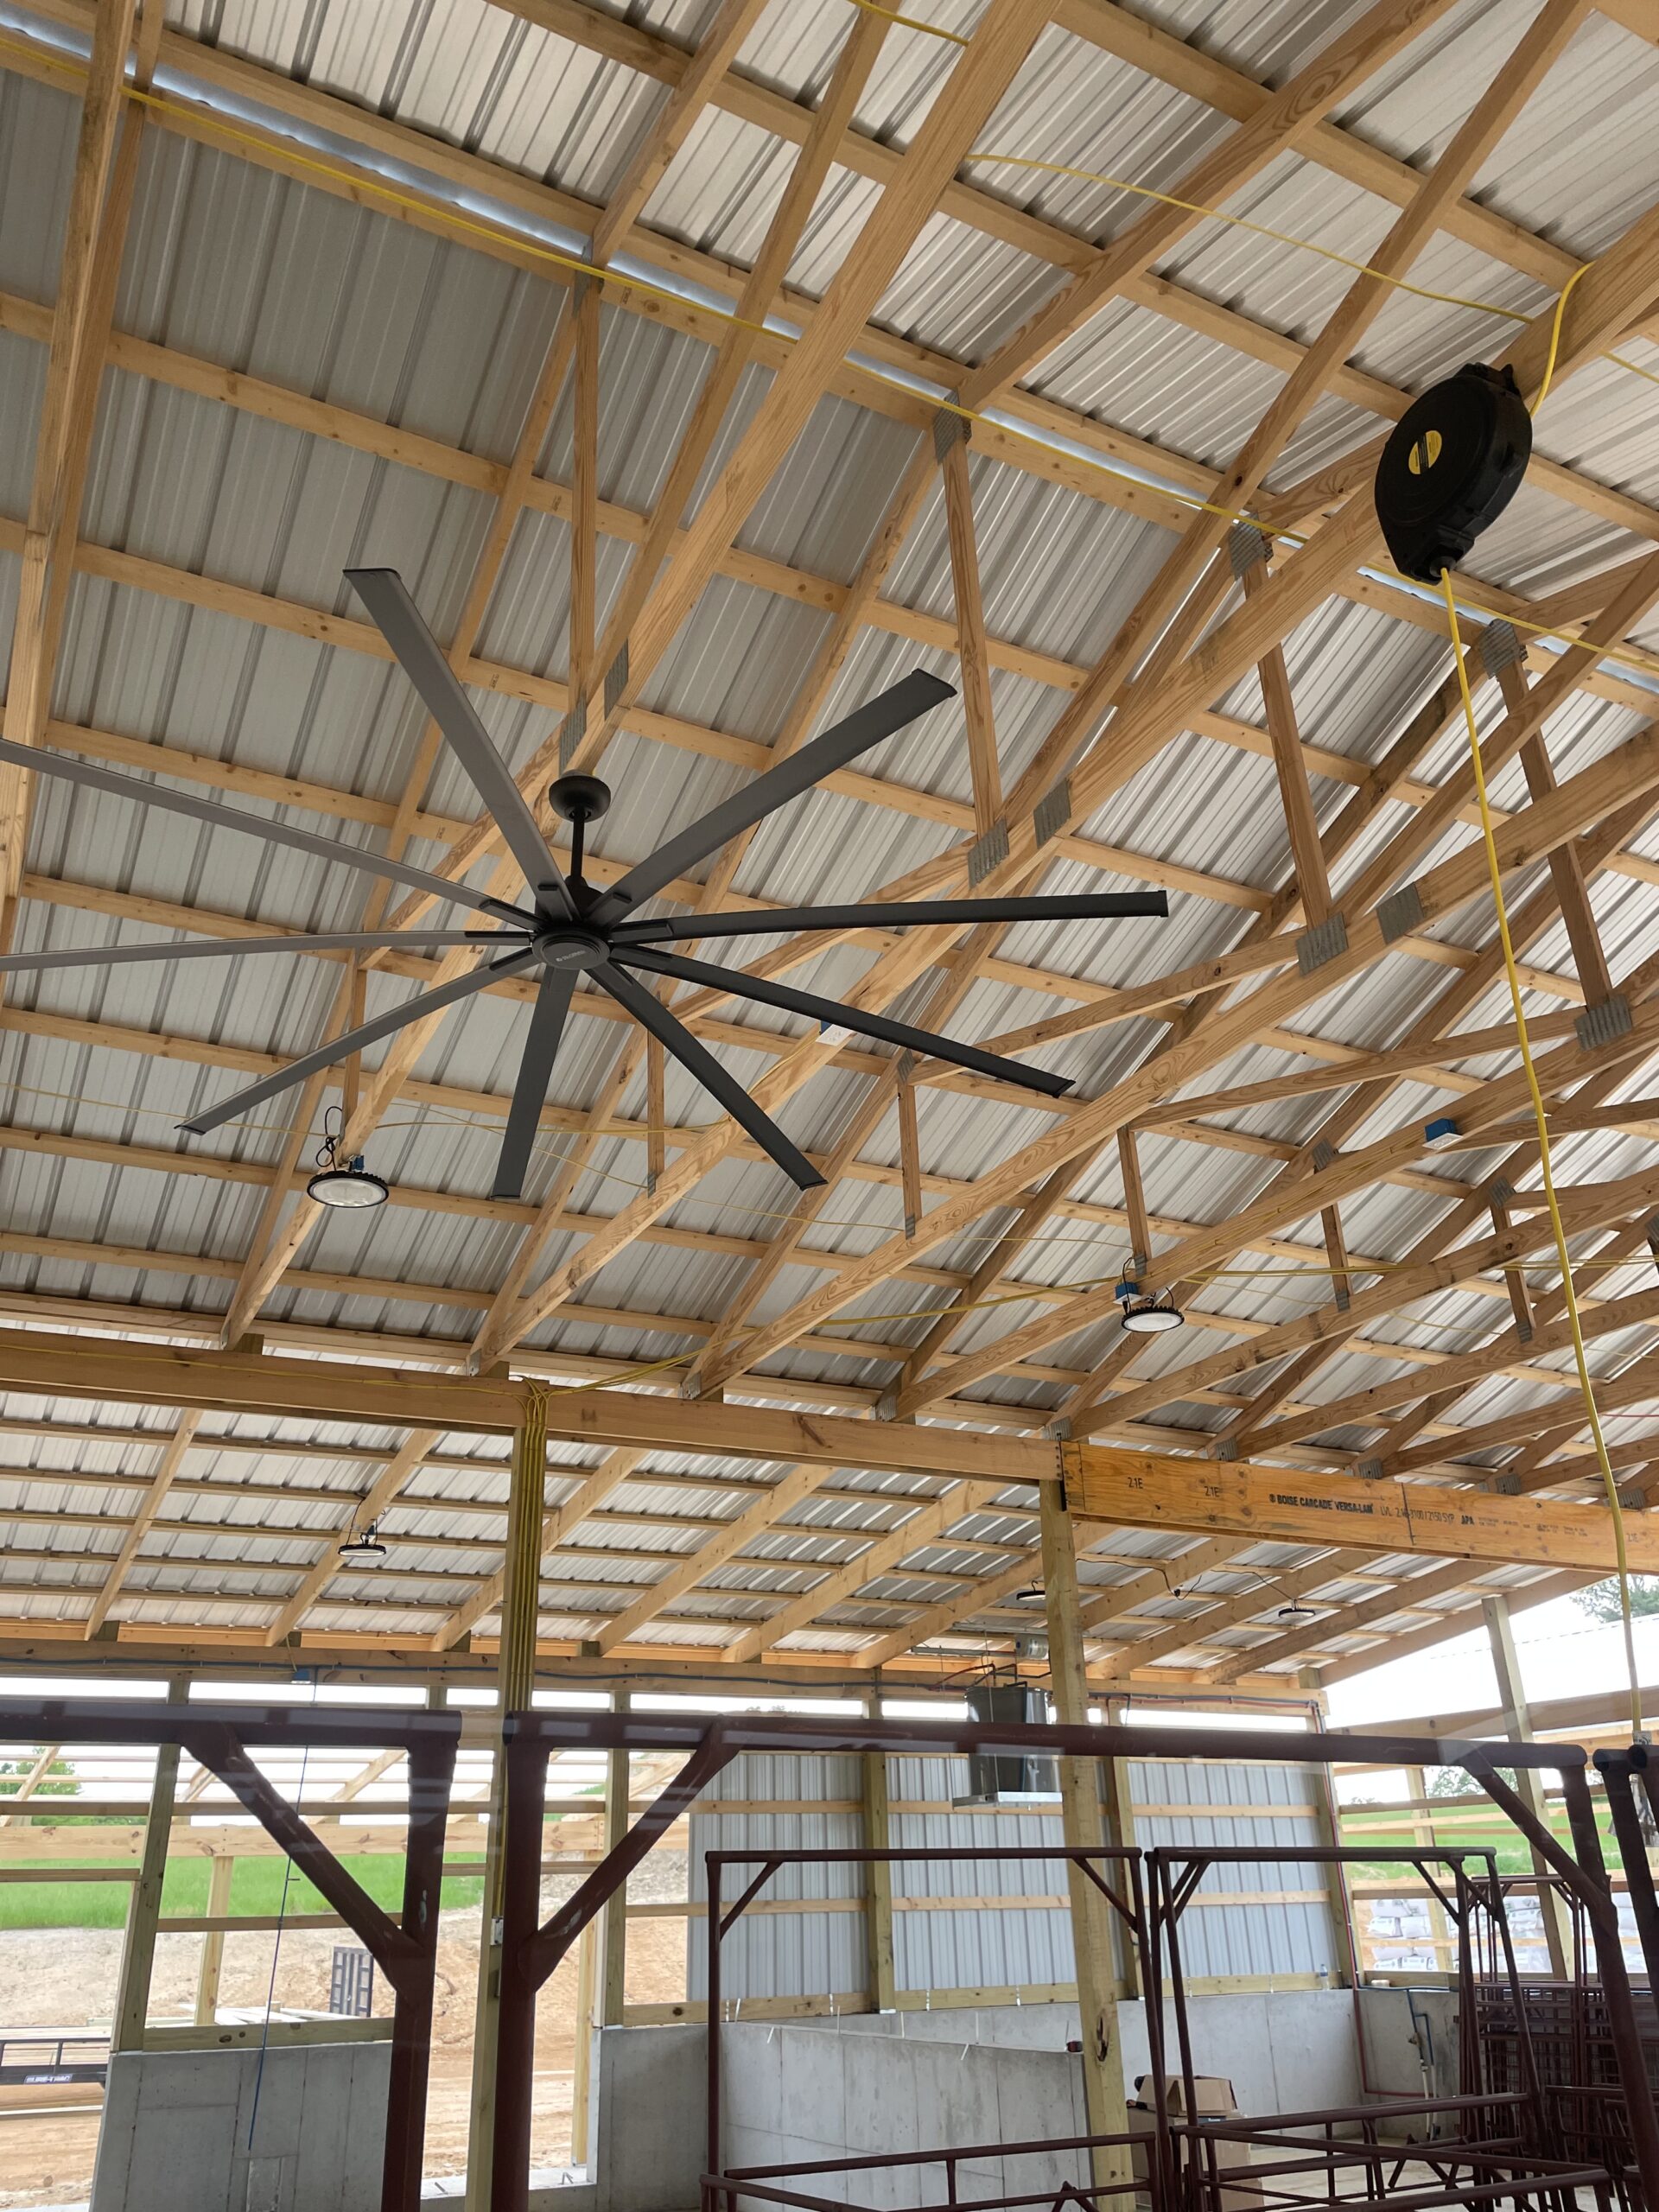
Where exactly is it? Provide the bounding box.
[1131,1754,1343,1986]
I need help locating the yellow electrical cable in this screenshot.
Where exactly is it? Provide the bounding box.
[1532,259,1593,415]
[969,150,1548,323]
[1440,563,1643,1738]
[846,0,971,45]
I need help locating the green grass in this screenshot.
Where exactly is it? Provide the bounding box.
[1339,1811,1619,1883]
[0,1856,486,1931]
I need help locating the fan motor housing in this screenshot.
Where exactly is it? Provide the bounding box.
[534,925,607,970]
[1374,362,1531,582]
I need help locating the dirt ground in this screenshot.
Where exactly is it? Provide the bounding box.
[0,1860,690,2209]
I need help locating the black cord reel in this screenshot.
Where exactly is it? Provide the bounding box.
[1373,361,1532,582]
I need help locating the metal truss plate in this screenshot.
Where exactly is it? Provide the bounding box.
[1377,880,1426,943]
[967,817,1009,886]
[1296,912,1348,974]
[1033,779,1071,850]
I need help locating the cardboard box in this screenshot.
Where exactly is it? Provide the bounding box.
[1132,2075,1237,2118]
[1128,2080,1256,2209]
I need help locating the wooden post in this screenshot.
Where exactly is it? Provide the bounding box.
[1117,1129,1150,1279]
[113,1676,186,2050]
[1101,1699,1140,1999]
[194,1853,234,2024]
[1299,1671,1358,1989]
[1481,1593,1573,1978]
[1404,1765,1453,1975]
[1039,1481,1129,2181]
[861,1691,897,2012]
[569,1915,598,2167]
[600,1692,630,2026]
[466,1404,549,2212]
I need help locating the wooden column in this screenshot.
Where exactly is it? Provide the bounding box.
[600,1692,630,2026]
[1481,1594,1573,1978]
[569,1916,598,2167]
[466,1405,549,2212]
[1300,1670,1357,1989]
[1404,1765,1453,1978]
[113,1677,186,2050]
[194,1853,234,2024]
[1101,1699,1140,1999]
[861,1691,897,2012]
[1039,1482,1129,2179]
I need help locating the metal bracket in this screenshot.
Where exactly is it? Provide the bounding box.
[932,401,969,462]
[1228,520,1269,580]
[1356,1459,1384,1483]
[558,692,586,772]
[1478,620,1523,677]
[1377,880,1426,944]
[1296,912,1349,975]
[967,817,1009,887]
[603,642,629,715]
[1309,1139,1336,1173]
[570,270,595,309]
[1577,994,1633,1052]
[1491,1472,1522,1496]
[1033,779,1071,851]
[875,1389,900,1422]
[1484,1177,1515,1211]
[1212,1436,1239,1462]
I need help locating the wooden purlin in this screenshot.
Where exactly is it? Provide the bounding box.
[1059,1445,1659,1576]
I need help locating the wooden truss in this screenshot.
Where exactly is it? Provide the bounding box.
[1,0,1658,1686]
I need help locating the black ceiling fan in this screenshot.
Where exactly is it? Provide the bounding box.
[0,569,1167,1199]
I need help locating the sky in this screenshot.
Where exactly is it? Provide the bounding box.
[1325,1587,1659,1726]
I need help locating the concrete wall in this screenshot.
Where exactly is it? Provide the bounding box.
[721,2023,1090,2209]
[715,1990,1369,2200]
[817,1988,1364,2112]
[527,2025,705,2212]
[1353,1987,1461,2105]
[91,2042,391,2212]
[541,1989,1459,2212]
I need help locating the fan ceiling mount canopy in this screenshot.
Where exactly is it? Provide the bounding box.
[0,568,1167,1201]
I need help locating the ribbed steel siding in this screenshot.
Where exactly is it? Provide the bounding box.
[887,1754,1077,1998]
[687,1751,867,2004]
[1132,1757,1341,1985]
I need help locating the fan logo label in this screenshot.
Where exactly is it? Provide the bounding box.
[1408,429,1442,475]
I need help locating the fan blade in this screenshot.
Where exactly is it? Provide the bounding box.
[181,949,537,1136]
[493,967,577,1200]
[594,960,823,1191]
[0,736,537,928]
[346,569,576,919]
[0,928,530,978]
[588,671,955,928]
[612,890,1170,944]
[618,945,1072,1099]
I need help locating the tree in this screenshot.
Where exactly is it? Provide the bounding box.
[1573,1578,1659,1624]
[0,1750,79,1802]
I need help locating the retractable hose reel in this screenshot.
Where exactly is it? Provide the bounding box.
[1373,360,1533,582]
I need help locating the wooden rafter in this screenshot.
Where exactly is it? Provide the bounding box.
[3,0,1659,1681]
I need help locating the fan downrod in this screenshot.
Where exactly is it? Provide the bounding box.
[548,773,612,824]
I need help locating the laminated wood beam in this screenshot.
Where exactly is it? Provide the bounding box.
[1062,1444,1659,1574]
